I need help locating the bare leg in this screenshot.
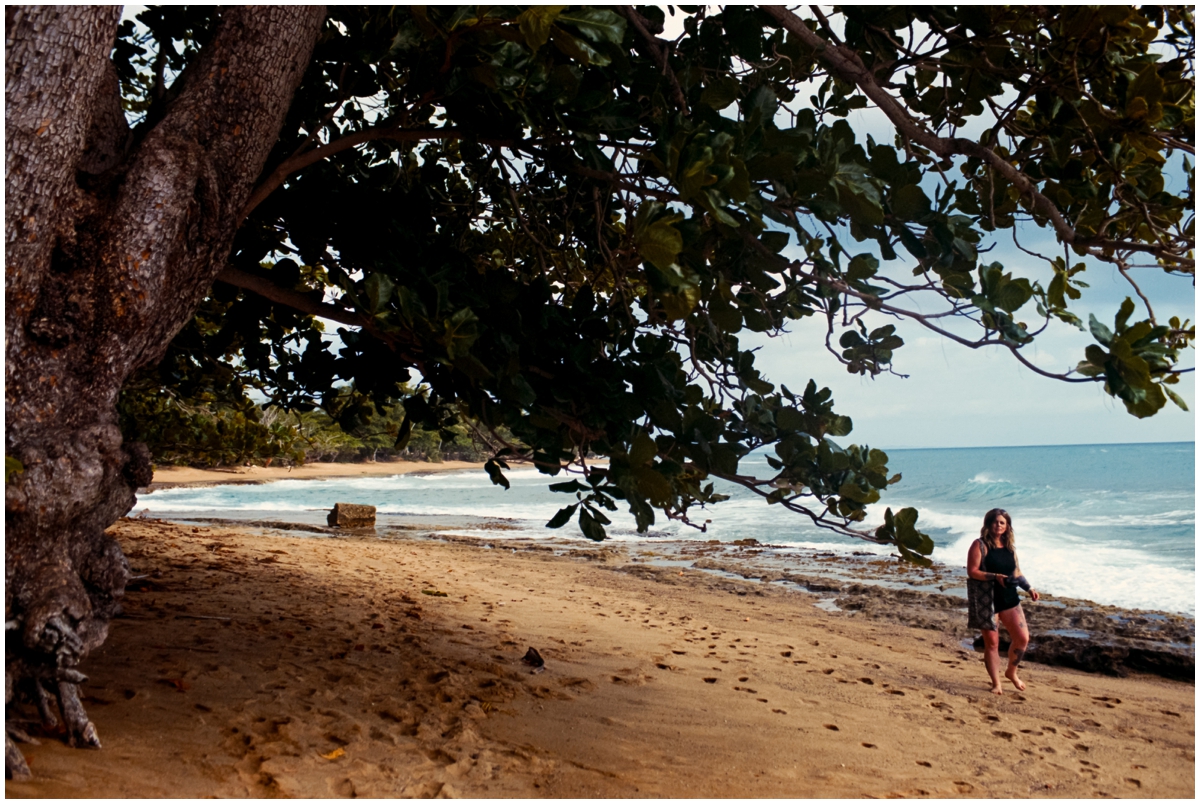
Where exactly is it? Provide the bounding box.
[998,605,1029,691]
[981,627,1002,694]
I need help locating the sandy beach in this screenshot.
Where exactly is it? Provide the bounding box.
[5,504,1193,797]
[145,460,488,489]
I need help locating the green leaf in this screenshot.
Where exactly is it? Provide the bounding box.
[393,417,413,450]
[546,503,578,529]
[890,184,930,218]
[1114,297,1136,333]
[578,507,608,541]
[5,456,25,485]
[1164,387,1189,412]
[549,479,586,493]
[550,29,609,66]
[846,254,878,281]
[1088,314,1114,346]
[629,430,657,466]
[516,6,566,54]
[557,8,626,45]
[442,307,480,359]
[761,231,790,253]
[484,458,510,490]
[364,273,394,314]
[874,506,933,563]
[633,203,684,271]
[632,466,674,506]
[700,75,740,110]
[775,407,805,432]
[1125,63,1165,121]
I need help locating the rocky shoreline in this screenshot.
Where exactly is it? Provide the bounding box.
[655,538,1194,683]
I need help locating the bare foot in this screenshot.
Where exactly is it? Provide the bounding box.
[1005,668,1026,691]
[990,684,1003,696]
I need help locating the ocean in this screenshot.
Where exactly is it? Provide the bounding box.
[134,442,1195,615]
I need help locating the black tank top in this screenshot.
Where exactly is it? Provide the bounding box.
[980,541,1021,612]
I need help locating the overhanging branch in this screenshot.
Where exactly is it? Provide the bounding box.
[215,266,370,330]
[241,127,520,222]
[759,6,1195,270]
[619,6,690,115]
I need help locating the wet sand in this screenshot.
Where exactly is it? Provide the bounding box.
[5,518,1193,798]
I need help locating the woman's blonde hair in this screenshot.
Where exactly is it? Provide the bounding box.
[980,508,1015,551]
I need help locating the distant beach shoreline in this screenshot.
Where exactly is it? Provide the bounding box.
[145,458,486,490]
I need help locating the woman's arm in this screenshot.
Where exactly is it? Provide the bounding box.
[967,540,1005,584]
[1013,559,1040,601]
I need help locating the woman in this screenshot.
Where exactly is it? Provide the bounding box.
[966,508,1039,694]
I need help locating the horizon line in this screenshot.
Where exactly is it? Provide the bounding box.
[874,440,1194,451]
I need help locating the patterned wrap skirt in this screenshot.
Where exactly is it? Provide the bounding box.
[967,578,997,631]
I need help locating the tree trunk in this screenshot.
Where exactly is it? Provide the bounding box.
[4,5,325,778]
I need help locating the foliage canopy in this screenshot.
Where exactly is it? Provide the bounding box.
[117,5,1194,563]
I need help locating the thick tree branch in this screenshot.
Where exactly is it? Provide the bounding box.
[618,6,690,115]
[215,267,370,330]
[760,5,1194,270]
[214,267,422,360]
[242,127,469,221]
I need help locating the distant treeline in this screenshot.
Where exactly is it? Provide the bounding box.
[118,385,502,467]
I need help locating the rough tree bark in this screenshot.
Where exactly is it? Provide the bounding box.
[4,5,325,778]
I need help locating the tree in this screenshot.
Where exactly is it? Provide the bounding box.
[5,5,1192,777]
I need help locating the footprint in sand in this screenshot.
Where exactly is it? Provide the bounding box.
[772,709,787,715]
[861,742,877,749]
[887,689,905,696]
[953,781,974,793]
[992,731,1016,740]
[703,677,718,684]
[1125,778,1142,788]
[823,724,839,731]
[916,760,932,767]
[859,677,874,685]
[1161,709,1181,717]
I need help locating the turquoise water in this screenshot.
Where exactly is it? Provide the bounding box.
[135,442,1195,614]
